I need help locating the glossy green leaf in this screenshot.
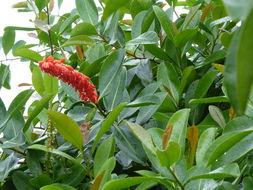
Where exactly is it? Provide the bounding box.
[35,0,48,11]
[62,35,95,47]
[13,48,43,62]
[167,109,190,154]
[40,183,76,190]
[132,11,146,39]
[0,89,34,129]
[12,171,35,190]
[0,64,11,90]
[189,97,229,105]
[43,74,58,96]
[99,49,125,99]
[125,121,156,154]
[222,0,253,20]
[175,29,197,48]
[144,44,171,61]
[196,128,217,166]
[208,105,226,129]
[130,0,152,18]
[181,4,201,29]
[30,174,52,189]
[185,163,240,184]
[0,153,18,182]
[126,31,159,46]
[32,66,45,97]
[71,22,97,36]
[75,0,98,25]
[102,0,129,20]
[24,94,54,132]
[202,50,226,67]
[58,165,84,187]
[2,28,15,55]
[179,66,196,96]
[153,5,174,41]
[202,128,253,167]
[156,141,181,166]
[28,144,81,166]
[59,14,79,34]
[243,177,253,190]
[92,102,127,152]
[48,111,83,149]
[93,136,115,176]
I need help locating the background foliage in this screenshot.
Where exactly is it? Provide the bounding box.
[1,0,253,189]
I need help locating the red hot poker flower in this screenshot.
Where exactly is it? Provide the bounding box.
[39,56,98,104]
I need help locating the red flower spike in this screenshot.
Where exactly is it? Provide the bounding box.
[39,56,98,104]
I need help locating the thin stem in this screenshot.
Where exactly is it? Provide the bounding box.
[0,141,25,155]
[46,5,54,55]
[167,166,185,190]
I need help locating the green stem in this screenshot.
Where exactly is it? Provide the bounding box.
[46,5,54,55]
[167,166,185,190]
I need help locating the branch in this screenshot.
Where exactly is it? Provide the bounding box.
[0,141,25,155]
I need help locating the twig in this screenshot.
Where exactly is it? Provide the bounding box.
[0,141,25,155]
[46,5,54,55]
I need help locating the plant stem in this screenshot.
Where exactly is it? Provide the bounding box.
[46,5,54,55]
[167,166,185,190]
[0,141,25,155]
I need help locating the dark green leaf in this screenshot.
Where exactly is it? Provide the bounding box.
[102,0,129,21]
[12,171,35,190]
[75,0,98,25]
[71,22,97,36]
[127,31,159,46]
[62,35,95,47]
[0,154,18,182]
[2,28,15,55]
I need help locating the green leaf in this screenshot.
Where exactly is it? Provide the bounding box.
[0,89,34,129]
[153,5,174,41]
[179,66,196,96]
[0,153,18,182]
[185,163,240,184]
[99,49,125,99]
[126,95,158,107]
[35,0,48,11]
[43,74,58,96]
[125,121,156,155]
[130,0,152,18]
[127,31,159,46]
[167,109,190,154]
[12,171,35,190]
[92,102,127,152]
[243,177,253,190]
[132,11,146,39]
[59,14,79,35]
[196,128,217,166]
[26,150,43,177]
[13,48,43,62]
[40,183,76,190]
[24,94,54,132]
[30,174,52,189]
[222,0,253,20]
[144,44,171,61]
[28,144,81,166]
[181,4,201,29]
[2,28,15,55]
[32,66,45,96]
[202,128,253,167]
[0,64,11,90]
[208,105,226,129]
[71,22,97,36]
[48,111,83,149]
[62,35,95,47]
[189,97,229,105]
[202,50,226,67]
[75,0,98,25]
[175,29,197,48]
[102,0,129,21]
[93,136,115,177]
[156,141,181,166]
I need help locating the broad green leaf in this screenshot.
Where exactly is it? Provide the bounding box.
[24,94,54,132]
[243,177,253,190]
[99,49,125,99]
[102,0,129,20]
[12,1,28,8]
[189,97,229,105]
[144,44,171,61]
[43,74,58,96]
[202,128,253,167]
[59,14,79,34]
[2,28,15,55]
[132,11,146,39]
[62,35,95,47]
[126,31,159,46]
[0,89,34,129]
[153,5,174,41]
[181,4,201,29]
[208,105,226,129]
[194,70,218,99]
[179,66,196,96]
[26,150,43,177]
[58,165,84,187]
[130,0,152,18]
[0,153,18,182]
[175,29,197,48]
[184,163,240,184]
[156,141,181,166]
[28,144,81,166]
[92,102,127,152]
[48,111,83,149]
[126,95,158,107]
[0,64,10,90]
[71,22,97,36]
[167,109,190,154]
[30,174,52,189]
[40,183,76,190]
[12,171,35,190]
[125,121,156,154]
[35,0,48,11]
[32,66,45,96]
[148,128,163,150]
[222,0,253,20]
[202,50,226,67]
[196,128,217,166]
[13,48,43,62]
[75,0,98,25]
[93,136,115,176]
[103,67,127,111]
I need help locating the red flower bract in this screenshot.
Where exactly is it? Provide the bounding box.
[39,56,98,104]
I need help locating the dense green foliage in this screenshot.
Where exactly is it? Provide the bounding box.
[1,0,253,189]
